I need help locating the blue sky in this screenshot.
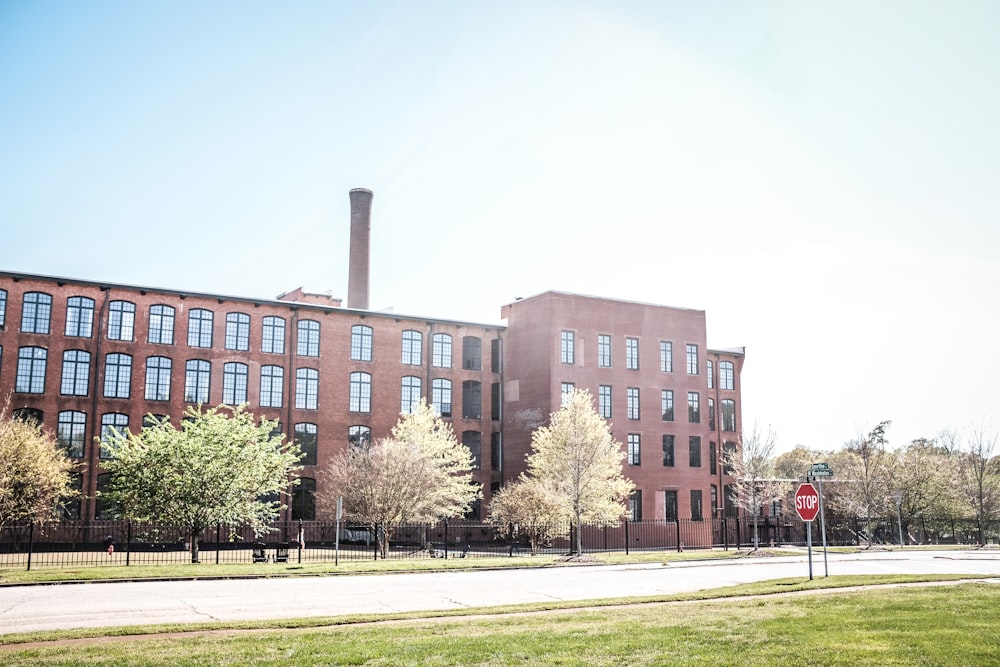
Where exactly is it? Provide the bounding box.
[2,1,998,455]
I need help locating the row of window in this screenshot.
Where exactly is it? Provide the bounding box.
[630,486,736,522]
[43,406,495,473]
[560,331,737,389]
[562,383,737,432]
[1,291,496,371]
[6,345,493,417]
[629,434,737,472]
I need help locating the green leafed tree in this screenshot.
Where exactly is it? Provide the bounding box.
[954,426,1000,545]
[525,389,634,556]
[0,401,76,526]
[101,405,302,563]
[489,476,569,555]
[318,400,479,557]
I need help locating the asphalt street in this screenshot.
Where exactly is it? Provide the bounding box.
[1,550,998,635]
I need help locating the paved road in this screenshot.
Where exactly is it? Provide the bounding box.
[2,550,998,635]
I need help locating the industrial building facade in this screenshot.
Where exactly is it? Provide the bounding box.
[0,190,744,523]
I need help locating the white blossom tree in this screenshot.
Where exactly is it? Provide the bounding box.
[524,389,633,556]
[724,423,788,550]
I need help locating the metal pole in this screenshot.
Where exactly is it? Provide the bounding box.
[818,477,828,577]
[896,502,904,548]
[26,522,34,572]
[335,496,342,566]
[806,519,813,581]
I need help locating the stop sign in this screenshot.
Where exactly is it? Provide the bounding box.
[794,483,820,522]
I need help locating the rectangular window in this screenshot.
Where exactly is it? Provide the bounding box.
[491,432,501,471]
[432,378,452,417]
[492,338,501,373]
[708,398,716,431]
[144,356,171,401]
[560,331,574,365]
[295,368,319,410]
[462,336,482,370]
[225,313,250,351]
[629,489,643,522]
[401,376,421,414]
[350,372,371,412]
[597,334,611,367]
[709,441,717,475]
[689,436,701,468]
[626,337,639,370]
[463,380,482,419]
[707,360,714,389]
[60,350,90,396]
[661,390,674,421]
[349,324,371,361]
[103,353,132,399]
[688,391,700,423]
[222,362,248,404]
[664,490,678,521]
[184,360,210,403]
[686,344,698,375]
[0,289,6,327]
[690,489,703,521]
[598,385,612,419]
[16,346,47,393]
[100,413,129,459]
[432,333,452,368]
[662,434,675,467]
[57,411,87,458]
[65,296,95,338]
[108,301,135,341]
[627,433,641,466]
[262,317,285,354]
[188,309,213,348]
[627,387,640,420]
[491,382,501,420]
[463,431,482,469]
[722,399,736,432]
[21,292,52,334]
[721,361,734,390]
[260,365,284,408]
[660,341,672,373]
[561,382,575,406]
[711,485,719,518]
[148,305,175,345]
[402,330,422,365]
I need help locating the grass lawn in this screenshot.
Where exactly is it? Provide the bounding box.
[2,580,997,665]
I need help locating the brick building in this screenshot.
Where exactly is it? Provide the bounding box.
[501,292,744,522]
[0,189,744,523]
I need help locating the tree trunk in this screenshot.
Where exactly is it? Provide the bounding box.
[190,527,202,563]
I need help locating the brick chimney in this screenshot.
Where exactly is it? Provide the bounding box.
[347,188,373,310]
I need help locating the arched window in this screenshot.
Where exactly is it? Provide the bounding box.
[294,423,318,466]
[348,425,371,450]
[148,305,175,345]
[295,368,319,409]
[432,333,452,368]
[431,378,452,417]
[103,353,132,398]
[298,320,321,356]
[225,313,250,351]
[262,316,285,354]
[260,365,284,408]
[61,350,91,396]
[349,372,371,412]
[292,477,316,521]
[222,362,248,404]
[401,330,422,365]
[21,292,52,334]
[401,376,421,414]
[188,309,214,348]
[144,356,171,401]
[107,301,135,341]
[57,410,87,458]
[16,346,47,393]
[184,359,210,403]
[65,296,95,338]
[350,324,371,361]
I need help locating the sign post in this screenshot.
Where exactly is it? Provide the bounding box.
[809,463,834,577]
[795,482,820,580]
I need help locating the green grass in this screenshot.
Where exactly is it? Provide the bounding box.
[0,547,806,585]
[2,578,997,665]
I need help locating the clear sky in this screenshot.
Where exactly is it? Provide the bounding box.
[2,1,998,454]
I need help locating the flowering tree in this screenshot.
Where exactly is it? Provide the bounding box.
[102,405,301,563]
[489,476,568,555]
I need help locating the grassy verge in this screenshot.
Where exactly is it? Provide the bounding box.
[2,576,997,665]
[0,548,784,585]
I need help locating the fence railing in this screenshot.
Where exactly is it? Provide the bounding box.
[2,515,997,570]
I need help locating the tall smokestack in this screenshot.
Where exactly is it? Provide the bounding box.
[347,188,373,310]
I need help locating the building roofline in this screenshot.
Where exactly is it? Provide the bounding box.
[501,289,706,315]
[0,269,506,331]
[709,346,746,357]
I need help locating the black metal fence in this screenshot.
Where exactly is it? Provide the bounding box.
[2,515,997,570]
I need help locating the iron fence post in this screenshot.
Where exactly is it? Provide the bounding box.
[444,520,449,560]
[126,520,132,567]
[26,522,34,571]
[624,518,629,555]
[216,523,221,565]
